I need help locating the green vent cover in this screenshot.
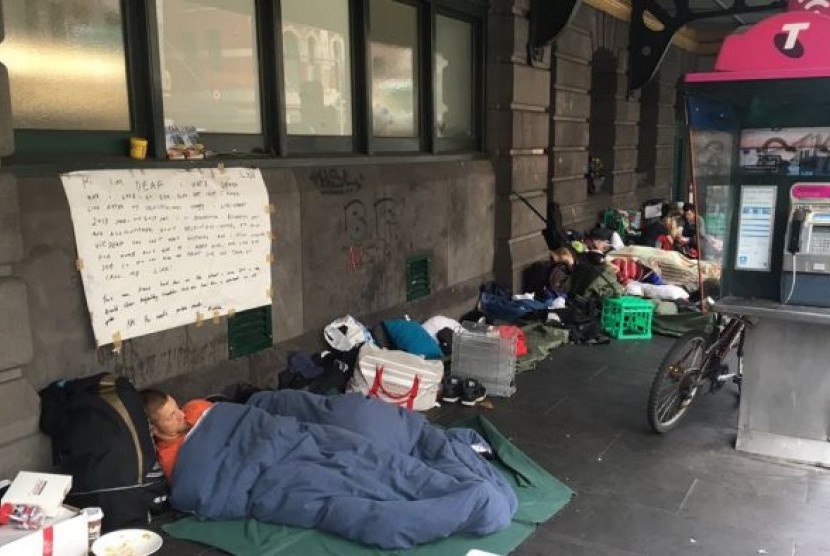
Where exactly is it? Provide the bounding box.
[228,305,273,359]
[406,255,431,301]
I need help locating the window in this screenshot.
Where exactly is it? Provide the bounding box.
[1,0,484,159]
[0,0,130,130]
[370,0,418,138]
[156,0,261,134]
[281,0,353,137]
[435,15,472,141]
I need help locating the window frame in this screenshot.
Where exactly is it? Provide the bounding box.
[4,0,146,161]
[2,0,486,162]
[149,0,269,158]
[278,0,357,155]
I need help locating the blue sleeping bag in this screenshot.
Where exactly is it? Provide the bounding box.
[170,391,517,549]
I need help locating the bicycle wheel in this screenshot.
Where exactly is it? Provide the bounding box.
[647,331,710,433]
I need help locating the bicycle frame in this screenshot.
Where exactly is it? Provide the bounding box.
[648,311,751,433]
[701,314,749,385]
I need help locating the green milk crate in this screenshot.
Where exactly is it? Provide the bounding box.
[601,296,654,340]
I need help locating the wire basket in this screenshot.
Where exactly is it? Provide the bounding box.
[450,321,518,397]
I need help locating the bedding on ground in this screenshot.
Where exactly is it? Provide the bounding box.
[609,245,721,292]
[169,390,518,549]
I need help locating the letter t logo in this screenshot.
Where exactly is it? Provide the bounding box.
[775,22,810,57]
[781,22,810,49]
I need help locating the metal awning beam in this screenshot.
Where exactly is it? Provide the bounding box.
[628,0,787,91]
[527,0,582,65]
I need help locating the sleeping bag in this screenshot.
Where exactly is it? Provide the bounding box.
[169,390,517,549]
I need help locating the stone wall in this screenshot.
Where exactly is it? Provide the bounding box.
[487,0,551,289]
[490,1,702,287]
[0,159,495,477]
[0,0,711,478]
[550,4,699,231]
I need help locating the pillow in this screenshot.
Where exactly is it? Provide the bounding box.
[383,319,443,359]
[421,315,462,339]
[641,283,689,301]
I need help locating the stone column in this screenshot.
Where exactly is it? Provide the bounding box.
[551,5,638,230]
[0,3,43,477]
[549,19,592,230]
[488,0,551,290]
[0,174,42,478]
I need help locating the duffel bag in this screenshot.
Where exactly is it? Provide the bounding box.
[348,344,443,411]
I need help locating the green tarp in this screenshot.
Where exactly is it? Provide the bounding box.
[516,324,569,374]
[651,312,715,338]
[163,416,573,556]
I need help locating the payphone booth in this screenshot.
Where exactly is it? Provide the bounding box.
[685,9,830,465]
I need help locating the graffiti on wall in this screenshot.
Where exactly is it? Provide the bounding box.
[342,196,401,271]
[308,166,403,271]
[310,168,364,195]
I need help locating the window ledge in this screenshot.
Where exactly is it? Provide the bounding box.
[2,152,488,177]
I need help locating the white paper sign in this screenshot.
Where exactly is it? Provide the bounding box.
[60,168,272,345]
[735,185,777,271]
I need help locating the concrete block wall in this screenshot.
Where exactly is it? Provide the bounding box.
[0,4,48,481]
[0,173,47,478]
[549,4,700,232]
[487,0,552,290]
[0,159,495,476]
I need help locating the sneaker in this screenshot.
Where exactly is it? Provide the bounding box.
[441,376,463,403]
[461,379,486,407]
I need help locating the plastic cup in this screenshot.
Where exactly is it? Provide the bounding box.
[130,137,148,159]
[81,507,104,548]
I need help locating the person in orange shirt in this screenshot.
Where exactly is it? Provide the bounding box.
[140,389,213,480]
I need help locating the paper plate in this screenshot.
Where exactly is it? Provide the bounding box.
[91,529,163,556]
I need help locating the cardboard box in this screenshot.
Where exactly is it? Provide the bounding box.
[0,506,88,556]
[1,472,72,517]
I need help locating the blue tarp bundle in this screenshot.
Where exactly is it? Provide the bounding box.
[170,391,518,549]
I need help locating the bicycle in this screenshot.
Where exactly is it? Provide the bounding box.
[647,311,750,433]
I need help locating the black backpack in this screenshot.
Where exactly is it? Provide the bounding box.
[39,373,168,531]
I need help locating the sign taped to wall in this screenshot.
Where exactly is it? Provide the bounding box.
[60,168,272,346]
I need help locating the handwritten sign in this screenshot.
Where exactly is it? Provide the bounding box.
[60,168,272,346]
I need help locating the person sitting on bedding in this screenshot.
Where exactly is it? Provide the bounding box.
[680,202,705,249]
[676,203,705,258]
[140,389,214,480]
[548,247,575,296]
[655,216,680,251]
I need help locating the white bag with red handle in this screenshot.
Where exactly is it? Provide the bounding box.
[348,344,443,411]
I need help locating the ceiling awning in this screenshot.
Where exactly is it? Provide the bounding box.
[527,0,788,91]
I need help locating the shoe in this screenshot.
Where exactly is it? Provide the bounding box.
[461,379,486,407]
[441,376,463,403]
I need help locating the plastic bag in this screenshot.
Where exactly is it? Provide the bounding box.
[323,315,371,351]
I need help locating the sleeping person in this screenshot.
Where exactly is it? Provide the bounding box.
[141,388,518,549]
[140,389,213,480]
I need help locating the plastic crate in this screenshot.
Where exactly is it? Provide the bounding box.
[601,296,654,340]
[450,322,517,397]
